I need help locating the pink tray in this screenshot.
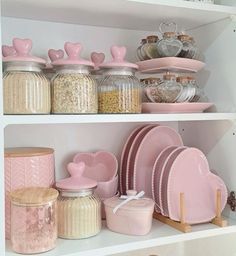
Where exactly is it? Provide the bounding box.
[137,57,205,73]
[142,103,214,114]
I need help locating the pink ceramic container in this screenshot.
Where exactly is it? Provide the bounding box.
[104,190,154,235]
[4,147,55,239]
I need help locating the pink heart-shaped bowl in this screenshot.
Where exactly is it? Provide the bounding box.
[73,151,118,182]
[95,175,118,199]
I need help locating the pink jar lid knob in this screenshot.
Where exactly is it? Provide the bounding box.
[64,42,82,60]
[111,45,127,62]
[91,52,105,67]
[13,38,32,57]
[2,45,16,57]
[48,49,64,62]
[67,162,85,178]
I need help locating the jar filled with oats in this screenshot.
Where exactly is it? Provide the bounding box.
[51,42,97,114]
[98,46,141,113]
[3,38,51,114]
[56,162,101,239]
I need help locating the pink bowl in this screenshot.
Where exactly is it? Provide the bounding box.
[73,151,118,182]
[95,175,118,199]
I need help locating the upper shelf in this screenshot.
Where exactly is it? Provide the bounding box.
[1,0,236,31]
[2,113,236,127]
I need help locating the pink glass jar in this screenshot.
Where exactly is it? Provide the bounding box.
[10,187,58,254]
[4,147,55,239]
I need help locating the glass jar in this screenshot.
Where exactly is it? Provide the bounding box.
[98,46,141,113]
[142,35,159,59]
[146,74,182,103]
[56,162,101,239]
[3,38,50,114]
[177,35,197,59]
[136,39,147,61]
[157,32,183,57]
[51,42,97,114]
[176,76,195,102]
[10,187,58,254]
[188,76,204,102]
[140,77,162,102]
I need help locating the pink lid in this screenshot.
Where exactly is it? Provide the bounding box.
[91,52,105,70]
[45,49,65,69]
[2,45,16,57]
[52,42,94,67]
[3,38,46,64]
[100,46,138,69]
[56,162,97,191]
[104,190,154,212]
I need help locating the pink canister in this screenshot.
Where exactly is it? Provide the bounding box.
[104,190,154,236]
[4,147,55,239]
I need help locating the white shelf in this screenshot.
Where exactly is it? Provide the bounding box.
[2,113,236,127]
[5,218,236,256]
[1,0,236,31]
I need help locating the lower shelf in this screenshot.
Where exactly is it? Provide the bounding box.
[5,217,236,256]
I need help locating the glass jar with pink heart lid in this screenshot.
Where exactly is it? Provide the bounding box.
[56,162,101,239]
[98,46,141,113]
[3,38,51,114]
[51,42,97,114]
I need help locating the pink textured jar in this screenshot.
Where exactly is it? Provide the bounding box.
[10,187,58,254]
[4,147,55,239]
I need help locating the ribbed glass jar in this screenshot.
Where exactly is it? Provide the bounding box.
[51,65,98,114]
[57,189,101,239]
[98,68,141,113]
[3,62,51,114]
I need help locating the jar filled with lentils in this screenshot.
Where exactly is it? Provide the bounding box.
[98,46,141,114]
[51,42,97,114]
[3,38,51,114]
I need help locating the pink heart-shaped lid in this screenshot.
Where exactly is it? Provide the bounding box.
[48,49,64,62]
[100,45,138,69]
[56,162,97,191]
[91,52,105,70]
[3,38,46,64]
[52,42,94,67]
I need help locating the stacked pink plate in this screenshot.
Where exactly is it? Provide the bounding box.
[120,125,228,224]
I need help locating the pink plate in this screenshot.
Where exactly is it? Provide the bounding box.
[73,151,118,182]
[119,126,145,195]
[126,125,156,191]
[152,146,178,213]
[167,148,228,224]
[134,126,183,198]
[142,103,214,114]
[136,57,205,73]
[160,147,187,217]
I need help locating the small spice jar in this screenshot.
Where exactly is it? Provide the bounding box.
[188,76,204,102]
[176,76,195,102]
[104,190,154,235]
[91,52,105,85]
[51,42,97,114]
[3,38,51,114]
[145,74,182,103]
[56,162,101,239]
[98,46,141,113]
[136,39,147,61]
[10,187,58,254]
[178,35,197,59]
[157,22,183,58]
[140,77,162,102]
[142,35,160,59]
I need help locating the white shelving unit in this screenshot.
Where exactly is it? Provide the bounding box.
[2,0,236,255]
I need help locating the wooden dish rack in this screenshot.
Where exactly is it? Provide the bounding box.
[153,189,228,233]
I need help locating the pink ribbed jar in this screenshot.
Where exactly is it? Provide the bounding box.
[4,147,55,239]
